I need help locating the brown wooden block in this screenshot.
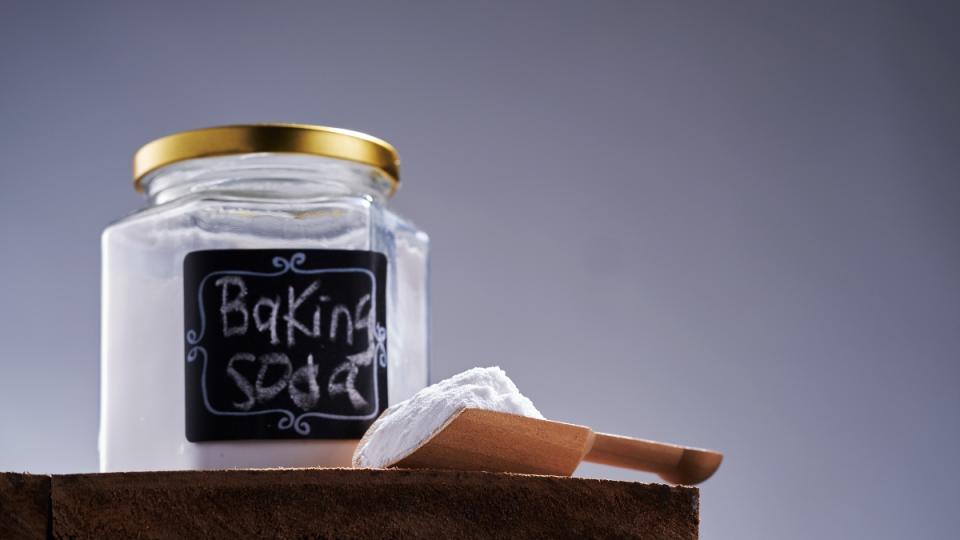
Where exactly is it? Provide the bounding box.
[51,468,698,539]
[0,473,51,539]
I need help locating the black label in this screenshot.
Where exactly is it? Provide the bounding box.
[183,249,387,441]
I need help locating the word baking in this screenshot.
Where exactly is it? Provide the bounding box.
[215,276,372,347]
[227,352,371,412]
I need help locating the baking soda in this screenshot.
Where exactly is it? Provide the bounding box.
[101,199,428,471]
[352,366,543,468]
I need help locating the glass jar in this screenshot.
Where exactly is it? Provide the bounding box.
[100,124,429,472]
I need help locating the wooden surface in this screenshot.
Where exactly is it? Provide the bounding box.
[0,473,49,539]
[0,468,699,539]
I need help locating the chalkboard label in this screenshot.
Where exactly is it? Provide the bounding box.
[183,249,387,441]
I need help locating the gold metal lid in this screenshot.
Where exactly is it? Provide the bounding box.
[132,123,400,193]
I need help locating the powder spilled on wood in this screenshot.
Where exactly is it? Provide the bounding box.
[352,367,543,468]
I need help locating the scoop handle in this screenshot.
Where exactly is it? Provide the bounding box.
[584,432,722,485]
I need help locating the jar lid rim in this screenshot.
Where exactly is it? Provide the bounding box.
[133,124,400,194]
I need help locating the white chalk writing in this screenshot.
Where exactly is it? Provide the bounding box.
[226,352,256,411]
[253,296,280,345]
[225,352,376,412]
[211,274,377,413]
[215,277,249,337]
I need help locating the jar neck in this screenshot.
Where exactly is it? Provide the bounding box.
[141,153,394,206]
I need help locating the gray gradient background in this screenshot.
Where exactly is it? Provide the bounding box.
[1,1,958,538]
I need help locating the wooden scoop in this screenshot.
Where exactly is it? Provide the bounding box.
[387,408,722,485]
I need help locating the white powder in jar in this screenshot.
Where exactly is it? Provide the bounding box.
[101,201,429,472]
[352,366,543,468]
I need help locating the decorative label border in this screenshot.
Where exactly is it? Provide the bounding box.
[185,252,386,436]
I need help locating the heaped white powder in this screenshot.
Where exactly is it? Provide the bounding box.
[352,366,543,468]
